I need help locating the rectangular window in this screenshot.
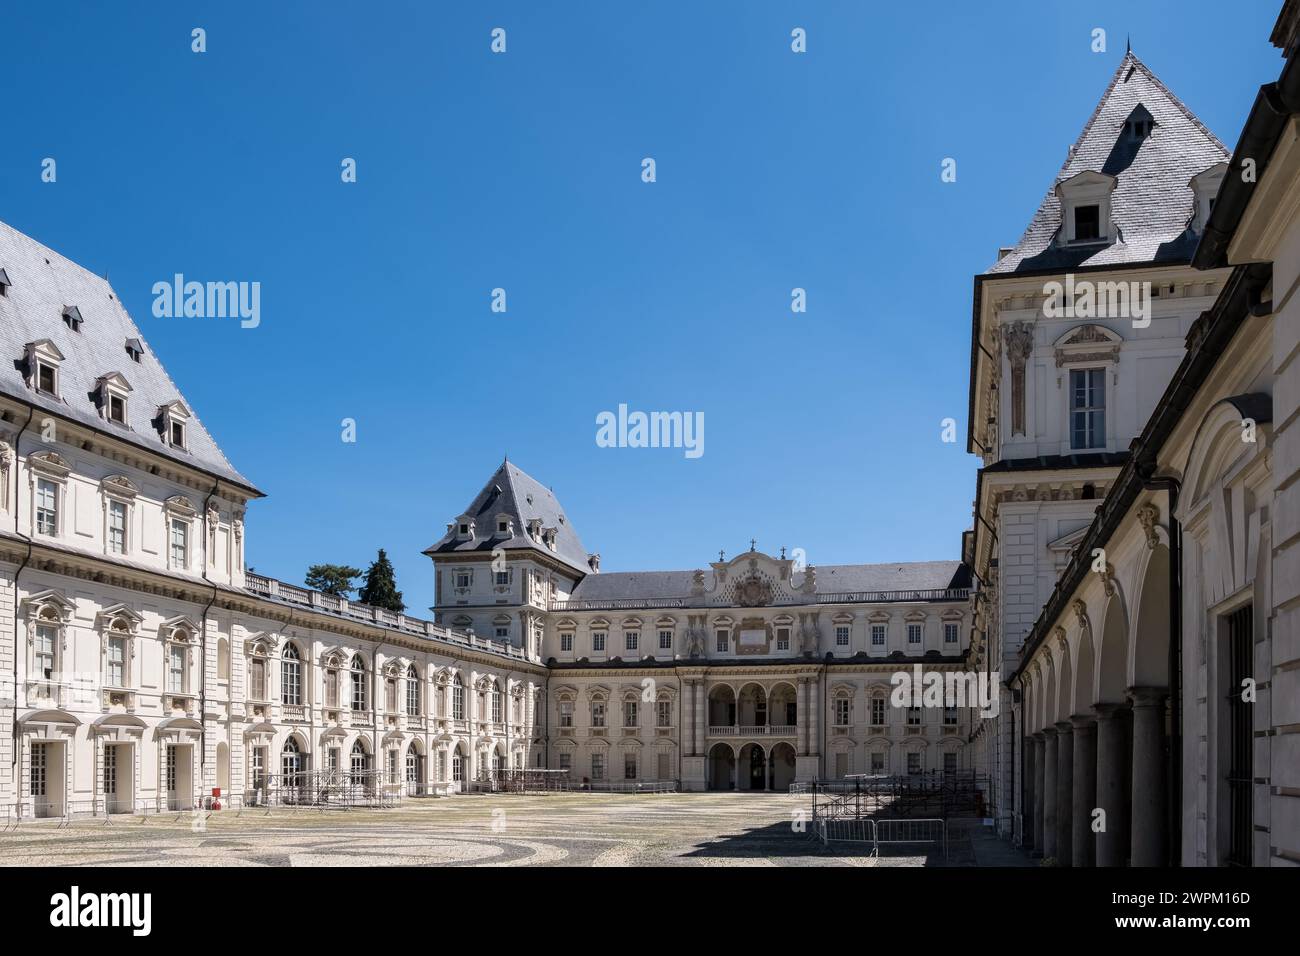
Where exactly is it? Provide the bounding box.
[1074,203,1100,241]
[907,707,921,726]
[658,629,672,650]
[34,624,56,680]
[624,754,637,780]
[108,499,127,554]
[871,752,885,773]
[591,753,605,781]
[455,571,471,589]
[835,751,848,779]
[559,701,573,728]
[35,479,57,536]
[834,698,850,726]
[494,570,509,586]
[405,678,419,716]
[871,697,886,726]
[656,700,671,727]
[494,627,508,640]
[169,518,188,569]
[385,678,398,713]
[37,362,57,394]
[107,636,126,687]
[167,645,186,694]
[249,658,266,700]
[871,624,886,646]
[351,670,366,711]
[776,627,790,651]
[1226,604,1254,866]
[907,753,922,775]
[1070,368,1106,450]
[592,701,606,728]
[943,705,958,725]
[170,420,185,448]
[625,631,639,652]
[623,700,638,728]
[325,669,339,708]
[108,394,126,424]
[560,632,573,652]
[943,752,958,774]
[835,625,850,647]
[907,624,922,645]
[558,752,571,772]
[592,632,606,652]
[715,629,729,653]
[944,622,959,645]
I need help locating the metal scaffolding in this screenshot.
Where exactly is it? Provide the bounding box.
[243,770,403,810]
[478,768,573,793]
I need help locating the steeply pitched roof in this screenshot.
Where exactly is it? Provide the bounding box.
[424,460,592,574]
[988,52,1229,275]
[0,218,259,493]
[568,560,968,603]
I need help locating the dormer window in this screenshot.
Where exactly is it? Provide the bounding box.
[96,373,132,427]
[170,420,186,448]
[1056,170,1117,246]
[62,306,84,332]
[157,401,192,450]
[24,339,65,397]
[1189,163,1228,234]
[125,338,144,363]
[0,268,10,297]
[109,394,126,424]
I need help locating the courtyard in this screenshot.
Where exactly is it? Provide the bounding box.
[0,791,1002,867]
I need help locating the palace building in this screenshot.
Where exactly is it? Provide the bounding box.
[967,13,1300,867]
[0,216,974,817]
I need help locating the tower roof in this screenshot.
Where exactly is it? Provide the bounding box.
[424,460,592,574]
[988,51,1229,275]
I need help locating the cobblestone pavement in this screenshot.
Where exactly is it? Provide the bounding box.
[0,792,963,867]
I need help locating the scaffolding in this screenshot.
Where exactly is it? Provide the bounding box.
[478,768,573,793]
[242,770,403,810]
[809,770,987,824]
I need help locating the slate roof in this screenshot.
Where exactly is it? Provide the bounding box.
[568,560,969,602]
[424,461,592,574]
[988,52,1229,275]
[0,218,258,493]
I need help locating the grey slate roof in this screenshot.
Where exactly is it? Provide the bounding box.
[0,218,259,493]
[425,461,592,574]
[988,52,1229,275]
[568,560,968,602]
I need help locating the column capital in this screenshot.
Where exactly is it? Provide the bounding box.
[1126,686,1168,708]
[1069,714,1096,732]
[1092,701,1126,719]
[1054,720,1073,735]
[1041,726,1058,738]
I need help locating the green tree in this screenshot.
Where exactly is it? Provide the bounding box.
[305,563,363,597]
[357,549,405,612]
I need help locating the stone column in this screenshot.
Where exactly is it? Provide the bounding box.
[1055,721,1074,866]
[797,680,809,755]
[695,682,706,756]
[1023,732,1037,851]
[1042,728,1058,860]
[809,680,821,760]
[1129,688,1167,867]
[1093,703,1126,867]
[1033,734,1046,852]
[684,681,694,756]
[1071,714,1097,867]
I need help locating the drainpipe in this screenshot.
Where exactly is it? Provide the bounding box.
[1144,476,1182,867]
[198,478,221,799]
[9,405,36,781]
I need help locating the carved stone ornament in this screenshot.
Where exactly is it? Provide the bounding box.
[1136,503,1161,550]
[734,573,774,608]
[1003,321,1035,436]
[1071,598,1089,630]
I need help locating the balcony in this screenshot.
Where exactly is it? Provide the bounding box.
[707,725,797,737]
[282,704,306,722]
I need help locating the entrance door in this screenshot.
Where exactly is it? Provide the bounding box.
[749,748,766,790]
[166,744,193,810]
[104,743,133,813]
[452,752,465,792]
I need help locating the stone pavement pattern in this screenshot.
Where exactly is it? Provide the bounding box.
[0,793,981,867]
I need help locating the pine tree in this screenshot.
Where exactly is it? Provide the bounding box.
[305,564,363,597]
[357,549,405,612]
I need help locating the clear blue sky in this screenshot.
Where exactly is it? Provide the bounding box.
[0,1,1281,614]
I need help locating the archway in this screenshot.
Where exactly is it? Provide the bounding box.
[707,685,736,730]
[451,743,469,792]
[768,682,798,730]
[1132,546,1170,687]
[1074,625,1097,715]
[1097,595,1129,704]
[707,742,735,791]
[738,742,767,791]
[215,741,230,796]
[736,683,767,728]
[770,742,797,791]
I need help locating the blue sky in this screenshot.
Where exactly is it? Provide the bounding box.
[0,1,1281,614]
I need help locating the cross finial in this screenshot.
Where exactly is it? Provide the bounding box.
[780,546,786,559]
[719,549,725,563]
[750,538,757,552]
[1126,34,1131,54]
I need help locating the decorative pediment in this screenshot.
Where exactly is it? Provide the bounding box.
[96,371,133,393]
[1053,324,1122,367]
[165,495,196,516]
[588,617,610,630]
[96,604,144,632]
[25,339,65,365]
[868,610,890,622]
[162,615,200,637]
[157,400,192,421]
[621,616,643,628]
[28,451,71,477]
[587,683,611,698]
[21,589,75,620]
[101,475,139,498]
[320,646,346,668]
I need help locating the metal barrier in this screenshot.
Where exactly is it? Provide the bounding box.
[585,779,677,794]
[876,817,947,858]
[817,818,877,849]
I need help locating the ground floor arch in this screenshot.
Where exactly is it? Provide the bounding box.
[707,742,735,791]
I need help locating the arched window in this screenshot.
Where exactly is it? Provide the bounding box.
[491,680,503,724]
[350,739,369,784]
[282,736,302,785]
[105,617,132,689]
[248,642,269,701]
[33,606,61,685]
[282,643,302,706]
[167,628,192,695]
[452,674,465,720]
[323,654,341,708]
[350,655,367,711]
[406,664,420,717]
